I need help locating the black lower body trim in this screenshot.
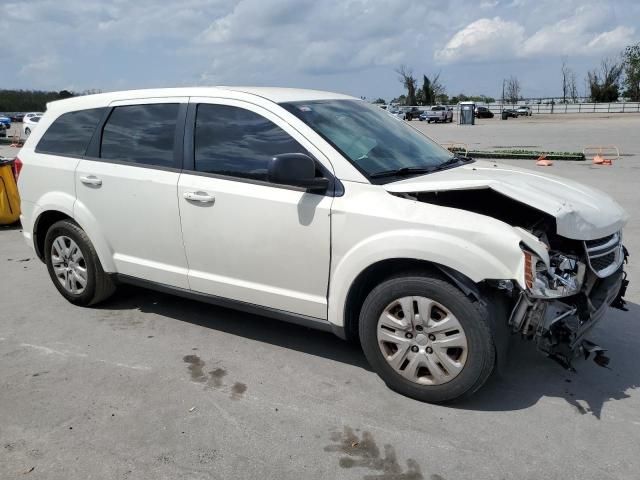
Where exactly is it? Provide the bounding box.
[113,274,334,334]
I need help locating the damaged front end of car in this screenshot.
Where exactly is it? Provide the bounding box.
[507,233,629,370]
[387,177,630,370]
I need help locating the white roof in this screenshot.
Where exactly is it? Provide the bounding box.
[45,86,357,112]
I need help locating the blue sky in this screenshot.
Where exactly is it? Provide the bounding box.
[1,0,638,101]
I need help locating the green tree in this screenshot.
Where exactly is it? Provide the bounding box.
[622,43,640,101]
[0,89,78,112]
[372,98,386,104]
[588,58,623,102]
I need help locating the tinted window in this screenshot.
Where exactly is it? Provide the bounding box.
[36,108,104,155]
[101,104,179,167]
[194,104,306,181]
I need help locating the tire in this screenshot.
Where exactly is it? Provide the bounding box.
[359,274,495,403]
[25,127,31,136]
[44,219,116,306]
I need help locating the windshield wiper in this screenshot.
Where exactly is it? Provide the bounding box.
[369,156,472,179]
[369,166,433,179]
[428,155,472,172]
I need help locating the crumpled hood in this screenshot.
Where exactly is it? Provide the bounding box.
[383,160,628,240]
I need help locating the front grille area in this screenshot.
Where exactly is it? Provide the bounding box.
[590,251,616,271]
[585,235,615,249]
[584,232,623,278]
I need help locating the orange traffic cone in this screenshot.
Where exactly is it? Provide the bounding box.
[536,154,553,166]
[593,154,612,166]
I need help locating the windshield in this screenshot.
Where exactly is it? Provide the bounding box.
[280,100,454,183]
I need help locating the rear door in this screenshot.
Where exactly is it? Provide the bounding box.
[74,98,190,288]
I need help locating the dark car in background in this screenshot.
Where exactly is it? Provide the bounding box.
[9,113,25,122]
[403,106,423,121]
[474,106,494,118]
[0,114,11,128]
[503,108,519,118]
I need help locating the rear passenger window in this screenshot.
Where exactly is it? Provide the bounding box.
[100,104,179,167]
[194,104,307,181]
[36,108,105,156]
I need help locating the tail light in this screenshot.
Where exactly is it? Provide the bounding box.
[12,156,23,181]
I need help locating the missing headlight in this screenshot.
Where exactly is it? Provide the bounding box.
[529,252,586,298]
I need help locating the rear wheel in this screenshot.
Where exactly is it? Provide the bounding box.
[359,274,495,403]
[25,127,31,136]
[44,220,115,306]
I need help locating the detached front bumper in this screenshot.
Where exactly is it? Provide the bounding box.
[508,262,629,368]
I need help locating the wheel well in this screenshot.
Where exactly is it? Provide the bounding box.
[342,259,445,343]
[33,211,73,261]
[342,259,484,343]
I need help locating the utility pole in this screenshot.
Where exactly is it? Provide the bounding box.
[501,79,505,111]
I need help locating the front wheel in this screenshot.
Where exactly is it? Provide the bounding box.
[24,127,31,136]
[359,275,495,403]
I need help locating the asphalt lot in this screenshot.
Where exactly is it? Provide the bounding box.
[1,114,639,480]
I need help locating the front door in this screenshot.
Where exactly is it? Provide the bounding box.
[178,99,332,318]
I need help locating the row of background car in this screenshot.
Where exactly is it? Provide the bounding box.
[383,104,532,121]
[0,112,44,138]
[385,105,454,122]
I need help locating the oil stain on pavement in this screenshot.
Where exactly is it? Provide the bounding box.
[183,354,246,400]
[325,426,433,480]
[230,382,247,400]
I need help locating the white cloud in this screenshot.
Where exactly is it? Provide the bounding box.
[435,17,525,63]
[587,26,635,51]
[436,5,637,64]
[19,55,60,76]
[480,1,498,9]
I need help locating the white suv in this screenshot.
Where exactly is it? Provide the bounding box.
[17,87,629,402]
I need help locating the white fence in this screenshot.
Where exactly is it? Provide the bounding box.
[391,102,640,114]
[485,102,640,114]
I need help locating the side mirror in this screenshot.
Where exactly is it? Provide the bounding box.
[268,153,329,192]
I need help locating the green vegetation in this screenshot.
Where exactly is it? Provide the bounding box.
[0,89,76,112]
[448,147,585,161]
[622,42,640,101]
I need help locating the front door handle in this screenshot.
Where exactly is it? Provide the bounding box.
[80,175,102,186]
[184,191,215,204]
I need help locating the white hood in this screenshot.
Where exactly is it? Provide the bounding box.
[383,160,628,240]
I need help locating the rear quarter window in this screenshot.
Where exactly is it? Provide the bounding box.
[36,108,106,156]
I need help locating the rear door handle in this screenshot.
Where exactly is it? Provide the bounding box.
[183,191,215,204]
[80,175,102,186]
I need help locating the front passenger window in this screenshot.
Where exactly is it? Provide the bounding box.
[194,104,308,181]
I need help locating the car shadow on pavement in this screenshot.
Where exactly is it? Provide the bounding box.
[101,287,639,416]
[100,284,373,372]
[454,302,640,418]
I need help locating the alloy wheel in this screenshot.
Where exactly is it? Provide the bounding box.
[51,235,88,294]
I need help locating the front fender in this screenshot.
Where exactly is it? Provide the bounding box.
[327,229,525,328]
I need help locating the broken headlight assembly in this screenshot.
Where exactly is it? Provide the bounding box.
[522,249,586,298]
